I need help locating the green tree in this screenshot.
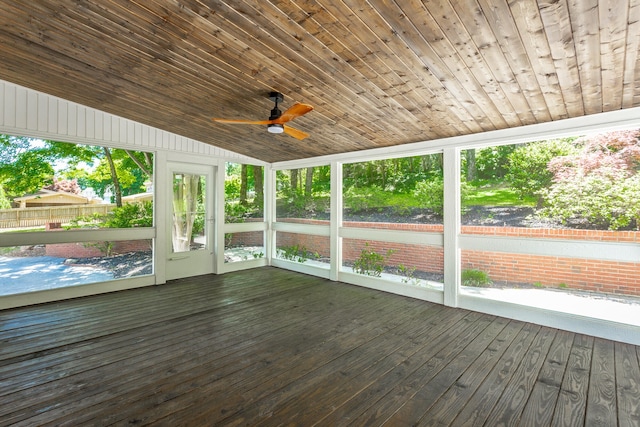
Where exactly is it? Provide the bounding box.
[0,185,11,209]
[0,135,153,206]
[506,138,578,206]
[79,148,152,206]
[475,145,516,180]
[0,135,55,198]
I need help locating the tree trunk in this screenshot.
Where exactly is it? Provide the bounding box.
[291,169,299,193]
[465,149,477,181]
[253,166,264,209]
[103,147,122,207]
[305,167,313,196]
[240,164,248,205]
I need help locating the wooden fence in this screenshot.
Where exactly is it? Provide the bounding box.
[0,205,115,229]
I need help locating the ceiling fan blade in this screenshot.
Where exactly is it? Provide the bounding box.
[273,103,314,124]
[283,125,310,140]
[212,118,274,125]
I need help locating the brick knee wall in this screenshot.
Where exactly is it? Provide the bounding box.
[45,240,151,258]
[272,219,640,296]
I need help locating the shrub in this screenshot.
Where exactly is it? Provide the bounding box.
[413,178,444,214]
[353,243,394,277]
[225,201,252,223]
[277,245,318,263]
[506,138,578,205]
[104,201,153,228]
[73,201,154,229]
[538,130,640,230]
[539,167,640,229]
[413,177,471,215]
[397,264,421,286]
[461,269,492,287]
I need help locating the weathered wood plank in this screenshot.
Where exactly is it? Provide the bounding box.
[519,329,575,427]
[585,337,617,426]
[385,317,512,425]
[198,305,459,426]
[0,276,336,398]
[314,309,483,426]
[224,305,464,425]
[551,334,594,427]
[480,326,558,426]
[348,312,496,425]
[99,301,433,426]
[450,321,541,426]
[418,320,526,426]
[615,341,640,427]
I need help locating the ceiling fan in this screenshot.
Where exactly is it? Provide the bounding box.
[212,92,313,140]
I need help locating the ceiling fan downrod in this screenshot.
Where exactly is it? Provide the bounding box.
[267,91,284,133]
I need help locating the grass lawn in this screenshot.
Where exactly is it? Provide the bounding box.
[277,182,536,214]
[464,183,536,207]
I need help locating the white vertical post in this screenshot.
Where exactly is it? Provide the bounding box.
[443,147,461,307]
[154,150,168,284]
[330,160,343,281]
[214,160,227,274]
[264,164,276,265]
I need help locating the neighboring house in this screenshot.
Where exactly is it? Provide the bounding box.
[12,189,97,208]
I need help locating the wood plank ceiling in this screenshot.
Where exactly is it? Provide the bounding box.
[0,0,638,162]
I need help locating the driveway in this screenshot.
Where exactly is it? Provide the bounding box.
[0,256,113,296]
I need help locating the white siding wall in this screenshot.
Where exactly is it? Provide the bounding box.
[0,79,263,310]
[0,79,259,162]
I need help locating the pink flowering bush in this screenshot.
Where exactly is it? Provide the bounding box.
[539,129,640,229]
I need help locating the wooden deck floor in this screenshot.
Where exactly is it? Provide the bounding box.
[1,267,639,426]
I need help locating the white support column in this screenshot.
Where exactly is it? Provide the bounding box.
[264,165,276,265]
[443,147,461,307]
[330,160,343,281]
[214,161,227,274]
[154,150,168,284]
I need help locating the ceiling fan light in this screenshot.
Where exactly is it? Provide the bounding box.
[267,124,284,134]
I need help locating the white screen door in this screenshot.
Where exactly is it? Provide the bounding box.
[165,162,215,280]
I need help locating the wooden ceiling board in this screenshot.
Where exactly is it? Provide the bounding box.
[476,0,552,122]
[0,0,638,162]
[568,0,603,114]
[538,0,585,117]
[330,0,477,136]
[598,0,631,111]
